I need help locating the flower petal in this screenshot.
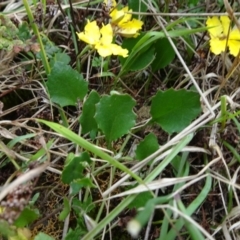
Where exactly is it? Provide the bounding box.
[118,19,143,38]
[109,44,128,57]
[95,43,113,57]
[228,40,240,56]
[229,29,240,40]
[220,16,231,36]
[110,8,125,23]
[206,17,223,38]
[209,38,227,55]
[118,7,132,24]
[100,24,113,44]
[77,20,100,45]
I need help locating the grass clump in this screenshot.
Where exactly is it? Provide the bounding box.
[1,0,240,239]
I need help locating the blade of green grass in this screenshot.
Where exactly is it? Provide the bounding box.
[38,119,145,185]
[177,198,205,240]
[81,134,193,239]
[164,173,212,239]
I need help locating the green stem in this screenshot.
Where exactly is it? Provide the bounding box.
[0,141,20,170]
[22,0,50,74]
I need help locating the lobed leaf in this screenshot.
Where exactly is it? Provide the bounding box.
[150,89,201,133]
[95,93,136,143]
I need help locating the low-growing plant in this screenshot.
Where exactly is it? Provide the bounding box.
[1,0,240,239]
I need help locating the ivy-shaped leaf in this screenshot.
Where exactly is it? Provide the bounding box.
[49,52,71,67]
[65,228,86,240]
[70,178,96,195]
[79,90,100,139]
[47,62,88,107]
[135,133,159,160]
[14,207,39,227]
[150,89,201,134]
[95,93,136,143]
[34,232,54,240]
[61,152,91,184]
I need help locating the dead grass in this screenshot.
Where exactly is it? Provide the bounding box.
[1,0,240,239]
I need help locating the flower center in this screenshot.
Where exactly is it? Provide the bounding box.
[219,34,227,40]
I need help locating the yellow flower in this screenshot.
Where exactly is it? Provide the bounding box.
[118,6,132,24]
[110,8,125,24]
[117,18,144,38]
[109,5,143,38]
[206,16,240,56]
[77,20,100,46]
[77,20,128,58]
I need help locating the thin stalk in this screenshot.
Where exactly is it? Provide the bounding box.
[220,96,227,131]
[22,0,50,74]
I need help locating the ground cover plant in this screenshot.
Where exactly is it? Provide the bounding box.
[1,0,240,239]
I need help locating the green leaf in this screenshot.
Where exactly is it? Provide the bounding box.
[129,46,155,71]
[128,0,148,12]
[61,152,91,184]
[38,120,145,185]
[38,39,60,59]
[95,94,136,143]
[128,192,153,209]
[59,197,70,221]
[29,139,54,161]
[92,56,107,67]
[65,228,86,240]
[47,62,88,107]
[14,207,39,227]
[0,220,15,237]
[17,22,31,41]
[120,35,155,72]
[119,27,208,77]
[150,89,201,134]
[72,196,95,215]
[70,178,96,195]
[135,133,159,160]
[29,192,40,205]
[79,90,100,139]
[151,38,175,71]
[34,232,55,240]
[170,155,182,175]
[50,52,71,67]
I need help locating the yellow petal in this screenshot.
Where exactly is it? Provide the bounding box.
[100,24,113,44]
[109,44,128,57]
[118,19,143,38]
[228,40,240,56]
[95,42,128,58]
[229,29,240,40]
[118,7,132,24]
[220,16,231,36]
[209,38,227,55]
[77,20,100,45]
[95,43,113,57]
[76,32,93,45]
[110,8,125,23]
[206,17,223,38]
